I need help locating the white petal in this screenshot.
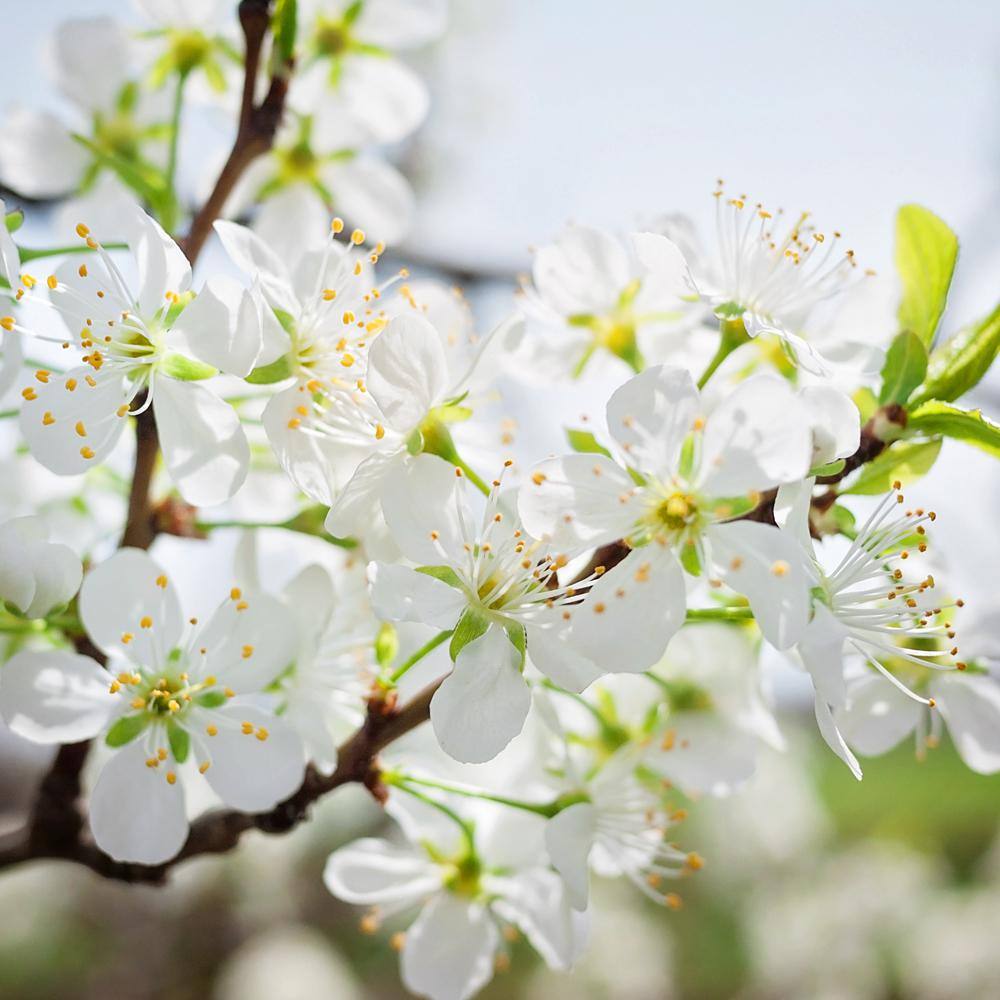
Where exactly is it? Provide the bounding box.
[0,650,114,744]
[814,695,862,780]
[192,592,297,693]
[517,453,638,549]
[169,276,263,377]
[80,547,184,662]
[630,232,696,296]
[801,384,861,466]
[153,376,249,506]
[48,16,131,112]
[544,803,595,911]
[698,375,813,497]
[19,366,131,476]
[0,322,23,398]
[533,225,630,315]
[0,197,22,284]
[203,705,305,810]
[835,674,921,756]
[251,186,330,268]
[707,520,811,650]
[795,602,849,707]
[323,157,415,246]
[526,626,603,693]
[0,107,86,198]
[430,627,530,763]
[325,449,405,540]
[213,219,298,313]
[380,454,465,564]
[0,517,82,618]
[89,740,189,864]
[323,838,441,906]
[367,313,449,432]
[931,673,1000,774]
[565,546,687,673]
[282,563,336,637]
[354,0,448,49]
[369,562,466,629]
[120,206,191,317]
[401,894,499,1000]
[606,364,699,478]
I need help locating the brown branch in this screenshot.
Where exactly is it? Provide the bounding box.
[0,678,443,883]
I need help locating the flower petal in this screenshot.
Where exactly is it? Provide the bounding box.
[430,627,530,763]
[801,384,860,466]
[814,694,862,780]
[153,376,249,506]
[322,157,415,246]
[931,672,1000,775]
[401,894,499,1000]
[354,0,448,49]
[795,602,849,707]
[323,837,441,906]
[79,547,184,662]
[630,232,696,297]
[0,650,114,744]
[89,740,189,864]
[835,674,921,756]
[369,562,466,629]
[120,205,191,317]
[526,626,604,693]
[544,802,595,911]
[533,225,630,315]
[0,107,86,198]
[202,704,305,810]
[606,364,699,478]
[0,517,82,618]
[707,520,810,650]
[213,219,298,314]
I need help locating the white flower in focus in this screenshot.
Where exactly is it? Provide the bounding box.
[543,747,695,912]
[369,455,611,763]
[0,548,305,864]
[0,199,24,399]
[518,224,697,379]
[780,481,963,778]
[13,205,262,505]
[0,517,82,619]
[325,795,587,1000]
[519,365,814,671]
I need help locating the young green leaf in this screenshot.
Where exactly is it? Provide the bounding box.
[842,439,942,495]
[910,303,1000,407]
[878,330,927,405]
[905,401,1000,459]
[895,204,958,346]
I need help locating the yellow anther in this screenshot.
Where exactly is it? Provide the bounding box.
[770,560,790,577]
[686,852,704,870]
[166,772,177,785]
[132,697,146,709]
[206,724,218,737]
[78,264,88,278]
[42,412,55,426]
[167,699,180,712]
[331,217,344,234]
[140,616,153,629]
[46,275,58,290]
[121,632,134,644]
[340,353,355,367]
[109,680,121,694]
[350,228,365,245]
[116,404,129,417]
[322,288,337,301]
[75,421,87,437]
[156,575,168,589]
[241,721,254,735]
[80,446,95,460]
[75,223,90,238]
[255,727,269,742]
[65,378,77,391]
[287,417,301,429]
[241,645,254,659]
[22,387,37,401]
[199,761,211,774]
[21,274,37,288]
[236,601,248,611]
[0,316,14,331]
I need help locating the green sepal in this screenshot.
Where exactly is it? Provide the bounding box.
[713,301,745,321]
[167,721,190,763]
[416,565,465,590]
[679,542,702,576]
[374,622,399,670]
[842,439,942,495]
[910,303,1000,408]
[159,353,218,381]
[566,428,612,460]
[905,401,1000,459]
[831,505,857,540]
[809,458,846,479]
[4,209,24,234]
[449,607,491,661]
[196,691,228,708]
[878,330,927,405]
[504,621,527,669]
[406,428,425,455]
[895,204,958,347]
[246,354,294,384]
[105,713,148,748]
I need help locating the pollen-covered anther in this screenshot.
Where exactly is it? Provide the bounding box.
[255,727,269,742]
[770,560,790,577]
[241,645,254,659]
[140,616,153,629]
[241,721,254,735]
[685,852,705,871]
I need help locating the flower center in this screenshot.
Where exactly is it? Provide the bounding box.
[314,19,352,57]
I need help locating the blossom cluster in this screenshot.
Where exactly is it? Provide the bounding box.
[1,4,999,1000]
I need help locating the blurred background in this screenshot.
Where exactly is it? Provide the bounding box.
[2,2,1000,997]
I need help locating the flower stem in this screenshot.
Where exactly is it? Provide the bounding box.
[696,317,750,390]
[161,70,189,233]
[684,606,753,622]
[387,630,453,685]
[393,774,559,819]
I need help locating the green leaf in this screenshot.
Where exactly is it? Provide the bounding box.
[566,428,612,459]
[878,330,927,405]
[905,401,1000,459]
[910,304,1000,407]
[105,713,148,748]
[895,204,958,346]
[809,458,846,478]
[273,0,298,64]
[831,504,857,540]
[416,565,465,590]
[196,691,227,708]
[159,353,218,381]
[167,721,190,763]
[853,386,878,423]
[842,439,942,495]
[504,621,527,669]
[449,607,491,661]
[246,354,293,384]
[374,622,398,669]
[5,209,23,234]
